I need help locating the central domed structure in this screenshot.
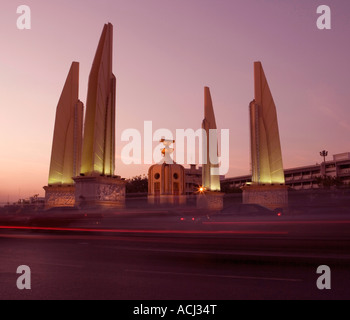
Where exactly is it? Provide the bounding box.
[148,140,186,206]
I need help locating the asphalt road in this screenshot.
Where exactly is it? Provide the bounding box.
[1,214,350,300]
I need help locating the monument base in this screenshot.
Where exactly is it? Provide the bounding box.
[148,195,187,206]
[197,191,224,212]
[73,176,126,209]
[242,184,289,210]
[44,185,76,209]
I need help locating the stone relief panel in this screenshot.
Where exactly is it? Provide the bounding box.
[46,191,75,207]
[97,183,125,202]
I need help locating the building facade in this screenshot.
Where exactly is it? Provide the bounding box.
[224,153,350,191]
[184,165,226,195]
[184,165,202,195]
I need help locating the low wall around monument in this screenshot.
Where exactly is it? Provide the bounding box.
[148,195,187,206]
[242,185,289,211]
[74,176,126,209]
[44,186,76,209]
[197,191,225,212]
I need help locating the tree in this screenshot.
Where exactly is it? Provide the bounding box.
[126,175,148,194]
[315,176,343,189]
[220,181,243,194]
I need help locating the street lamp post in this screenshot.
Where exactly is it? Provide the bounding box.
[320,150,328,178]
[320,150,328,164]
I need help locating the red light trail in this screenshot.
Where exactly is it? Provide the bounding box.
[0,225,288,236]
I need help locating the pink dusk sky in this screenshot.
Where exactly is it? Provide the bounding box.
[0,0,350,203]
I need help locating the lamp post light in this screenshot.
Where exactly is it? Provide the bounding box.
[320,150,328,164]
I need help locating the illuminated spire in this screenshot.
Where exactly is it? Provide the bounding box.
[81,23,116,176]
[202,87,221,191]
[250,62,285,185]
[48,62,84,185]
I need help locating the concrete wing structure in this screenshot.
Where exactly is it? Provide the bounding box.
[202,87,221,191]
[81,23,116,176]
[48,62,84,185]
[249,62,285,185]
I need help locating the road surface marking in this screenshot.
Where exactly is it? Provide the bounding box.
[126,269,303,283]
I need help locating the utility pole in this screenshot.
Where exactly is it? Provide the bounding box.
[320,150,328,179]
[320,150,328,164]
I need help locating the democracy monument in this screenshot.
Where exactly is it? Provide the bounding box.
[43,22,287,212]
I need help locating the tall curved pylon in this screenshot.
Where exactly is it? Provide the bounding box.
[250,62,285,185]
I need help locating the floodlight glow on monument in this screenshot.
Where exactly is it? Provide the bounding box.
[202,87,221,192]
[249,62,285,185]
[81,23,116,176]
[48,62,84,185]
